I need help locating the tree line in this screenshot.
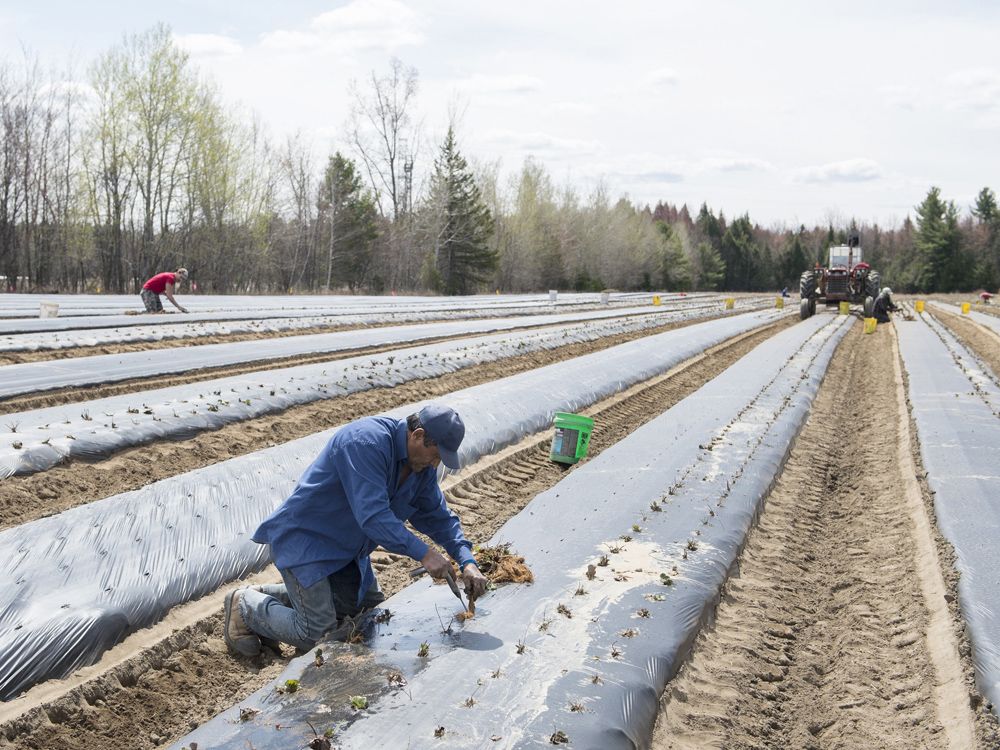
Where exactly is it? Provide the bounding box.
[1,25,997,295]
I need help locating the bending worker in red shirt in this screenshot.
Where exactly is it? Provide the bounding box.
[141,268,189,313]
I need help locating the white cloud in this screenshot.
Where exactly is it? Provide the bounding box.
[618,169,685,184]
[645,67,680,87]
[174,33,243,59]
[792,158,883,184]
[38,79,96,102]
[699,157,775,174]
[261,0,424,54]
[943,68,1000,126]
[454,74,543,95]
[479,129,600,156]
[548,101,596,115]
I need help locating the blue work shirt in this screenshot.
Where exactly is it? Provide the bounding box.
[253,416,477,606]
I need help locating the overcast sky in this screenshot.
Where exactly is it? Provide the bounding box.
[2,0,998,227]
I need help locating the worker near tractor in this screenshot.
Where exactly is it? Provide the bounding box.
[872,287,899,323]
[224,404,488,656]
[141,267,189,313]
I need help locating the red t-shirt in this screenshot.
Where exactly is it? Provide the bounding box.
[143,272,177,294]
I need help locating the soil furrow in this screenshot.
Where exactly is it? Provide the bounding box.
[652,322,990,749]
[0,312,783,531]
[928,307,1000,383]
[0,313,788,750]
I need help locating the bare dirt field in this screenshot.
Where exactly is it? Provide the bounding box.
[651,319,999,749]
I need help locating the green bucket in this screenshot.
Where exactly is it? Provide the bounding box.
[550,412,594,465]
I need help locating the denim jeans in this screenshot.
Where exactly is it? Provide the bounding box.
[239,561,384,651]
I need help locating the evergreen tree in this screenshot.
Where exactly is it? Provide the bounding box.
[317,152,378,291]
[424,127,496,294]
[696,241,725,290]
[972,187,998,224]
[720,215,764,290]
[657,221,691,290]
[914,187,964,292]
[778,234,808,288]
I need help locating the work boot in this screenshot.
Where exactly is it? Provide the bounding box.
[223,588,261,657]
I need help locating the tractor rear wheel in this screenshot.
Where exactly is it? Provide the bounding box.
[800,270,817,300]
[866,271,881,300]
[800,297,814,320]
[863,296,874,318]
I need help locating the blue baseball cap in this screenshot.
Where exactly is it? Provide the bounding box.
[418,404,465,470]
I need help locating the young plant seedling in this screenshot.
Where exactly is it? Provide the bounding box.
[435,726,446,738]
[491,667,503,679]
[569,701,584,712]
[574,584,587,596]
[417,642,430,658]
[282,679,299,694]
[660,573,674,586]
[646,593,666,602]
[557,603,572,619]
[687,540,699,551]
[591,673,603,685]
[619,535,632,543]
[597,555,609,567]
[239,707,259,722]
[620,628,637,638]
[610,643,622,659]
[349,695,368,710]
[586,564,597,580]
[374,609,394,624]
[631,524,642,533]
[550,729,570,744]
[608,545,623,554]
[650,500,662,512]
[516,640,527,654]
[637,608,651,618]
[314,648,324,667]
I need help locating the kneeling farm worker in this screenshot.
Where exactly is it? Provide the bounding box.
[872,286,899,323]
[225,404,488,656]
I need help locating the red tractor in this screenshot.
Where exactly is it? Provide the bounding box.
[799,233,880,319]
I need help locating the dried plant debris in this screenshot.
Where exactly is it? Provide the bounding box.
[475,542,534,584]
[373,609,394,624]
[387,671,407,687]
[435,726,446,738]
[238,706,259,722]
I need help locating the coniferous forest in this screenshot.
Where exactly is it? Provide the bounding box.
[1,26,997,296]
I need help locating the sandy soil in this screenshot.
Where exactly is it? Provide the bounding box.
[651,320,998,748]
[0,310,774,530]
[929,306,1000,378]
[0,317,787,750]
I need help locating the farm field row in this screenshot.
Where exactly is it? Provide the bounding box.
[0,293,996,749]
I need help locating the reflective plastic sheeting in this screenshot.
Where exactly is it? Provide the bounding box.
[897,310,1000,716]
[171,313,851,750]
[0,303,779,478]
[0,301,756,399]
[0,308,786,700]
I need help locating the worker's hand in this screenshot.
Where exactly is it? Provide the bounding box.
[179,306,189,313]
[420,548,452,579]
[461,563,488,601]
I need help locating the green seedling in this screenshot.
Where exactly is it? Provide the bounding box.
[418,641,430,658]
[620,628,637,638]
[631,524,641,533]
[619,534,632,543]
[349,695,368,710]
[650,501,662,512]
[646,592,666,602]
[660,573,673,586]
[281,679,299,693]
